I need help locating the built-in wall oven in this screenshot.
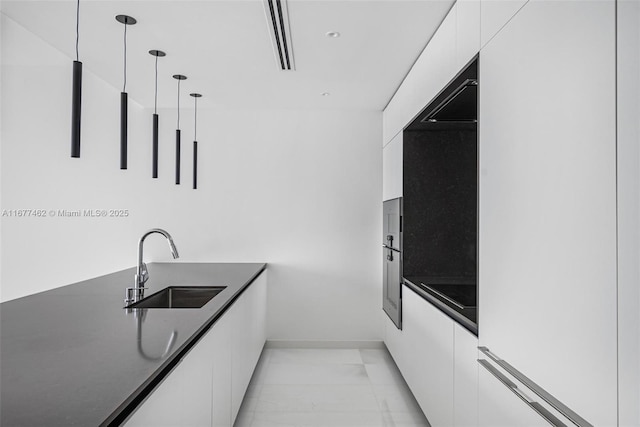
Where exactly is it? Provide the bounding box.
[382,197,402,329]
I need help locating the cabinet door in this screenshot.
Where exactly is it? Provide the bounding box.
[383,4,457,144]
[617,1,640,425]
[384,310,406,375]
[479,0,527,47]
[402,287,454,427]
[212,312,232,427]
[124,325,215,427]
[231,272,267,423]
[453,324,477,427]
[456,0,480,70]
[124,360,186,427]
[478,1,617,425]
[382,132,403,201]
[478,363,548,427]
[248,270,267,372]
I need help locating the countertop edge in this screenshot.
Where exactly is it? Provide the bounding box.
[403,278,478,336]
[102,263,267,426]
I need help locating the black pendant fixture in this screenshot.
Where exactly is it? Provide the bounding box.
[173,74,187,185]
[71,0,82,158]
[190,93,202,190]
[116,14,136,170]
[149,50,166,179]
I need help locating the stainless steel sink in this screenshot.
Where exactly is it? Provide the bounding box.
[125,286,226,309]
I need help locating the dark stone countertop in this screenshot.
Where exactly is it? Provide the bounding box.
[0,262,266,426]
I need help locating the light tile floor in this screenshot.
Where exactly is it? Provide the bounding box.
[234,348,431,427]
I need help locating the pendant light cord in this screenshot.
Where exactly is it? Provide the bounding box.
[75,0,80,61]
[176,79,181,129]
[123,23,127,92]
[154,55,158,114]
[194,97,198,141]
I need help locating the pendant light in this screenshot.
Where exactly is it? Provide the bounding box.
[149,50,166,178]
[173,74,187,185]
[190,93,202,190]
[116,14,136,170]
[71,0,82,158]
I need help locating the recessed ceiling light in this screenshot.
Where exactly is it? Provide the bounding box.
[321,92,330,96]
[326,31,341,38]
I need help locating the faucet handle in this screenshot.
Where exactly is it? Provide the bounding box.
[125,287,148,305]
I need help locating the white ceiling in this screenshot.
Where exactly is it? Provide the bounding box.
[1,0,454,111]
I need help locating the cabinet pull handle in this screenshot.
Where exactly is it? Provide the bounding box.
[478,359,567,427]
[478,347,593,427]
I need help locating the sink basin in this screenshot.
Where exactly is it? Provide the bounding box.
[126,286,226,309]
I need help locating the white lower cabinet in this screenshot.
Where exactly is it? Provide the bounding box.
[477,362,548,427]
[125,271,267,427]
[453,324,478,427]
[385,287,481,427]
[124,318,216,427]
[230,271,267,421]
[211,309,232,427]
[386,286,455,427]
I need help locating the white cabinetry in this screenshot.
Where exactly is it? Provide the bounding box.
[385,287,480,427]
[478,1,617,425]
[456,0,480,70]
[388,286,454,427]
[617,1,640,425]
[382,132,403,201]
[453,324,477,427]
[230,272,267,421]
[383,0,484,145]
[403,288,454,427]
[477,363,548,427]
[383,4,457,144]
[211,310,232,427]
[124,322,216,427]
[125,271,267,427]
[479,0,527,48]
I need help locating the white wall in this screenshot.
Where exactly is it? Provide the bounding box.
[1,15,384,342]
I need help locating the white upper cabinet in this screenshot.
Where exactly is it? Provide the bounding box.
[383,3,457,144]
[382,132,403,201]
[479,0,528,48]
[478,1,617,425]
[456,0,480,70]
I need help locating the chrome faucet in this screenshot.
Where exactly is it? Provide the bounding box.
[125,228,179,305]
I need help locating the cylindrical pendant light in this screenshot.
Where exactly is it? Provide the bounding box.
[116,14,136,170]
[149,50,166,178]
[71,0,82,158]
[190,93,202,190]
[173,74,187,185]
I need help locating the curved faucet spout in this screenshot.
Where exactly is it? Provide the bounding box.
[126,228,180,305]
[139,228,179,260]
